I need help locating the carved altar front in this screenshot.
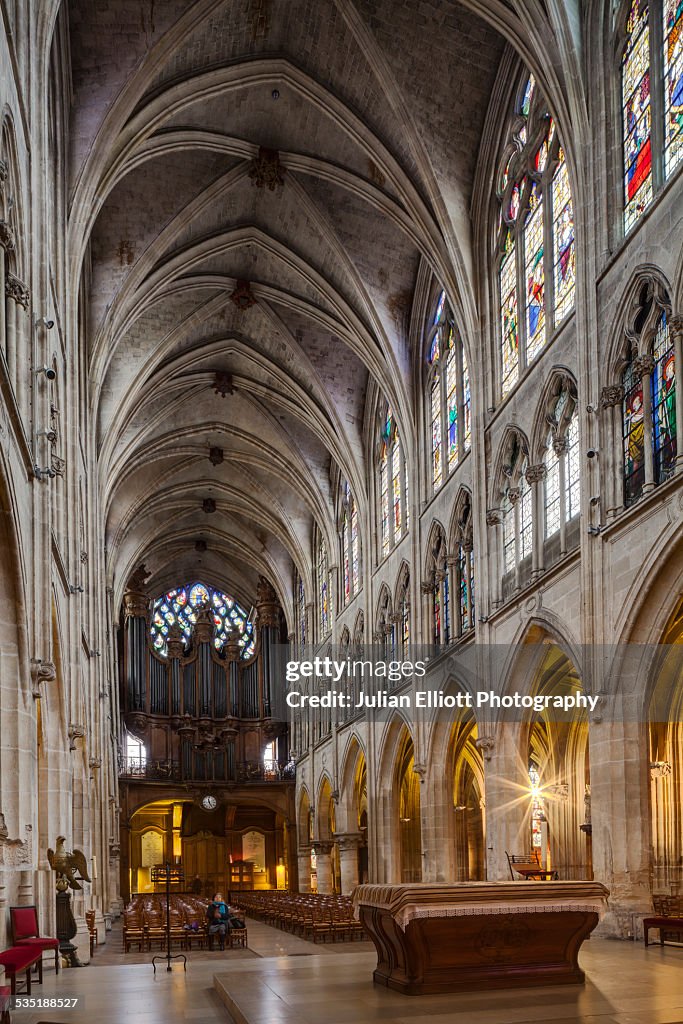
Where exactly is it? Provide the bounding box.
[353,881,609,994]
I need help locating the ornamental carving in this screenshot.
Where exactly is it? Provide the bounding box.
[525,463,546,484]
[552,436,571,456]
[248,147,285,190]
[256,575,279,627]
[202,498,216,514]
[213,371,234,397]
[669,314,683,337]
[208,446,224,466]
[0,220,15,252]
[124,563,150,618]
[420,580,435,595]
[0,159,7,189]
[633,354,655,378]
[5,272,29,308]
[600,384,624,408]
[486,509,502,527]
[230,280,256,311]
[193,600,215,643]
[30,659,56,697]
[475,735,495,760]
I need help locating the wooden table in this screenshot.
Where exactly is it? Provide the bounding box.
[353,881,609,995]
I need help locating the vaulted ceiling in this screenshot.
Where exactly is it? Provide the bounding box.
[64,0,574,621]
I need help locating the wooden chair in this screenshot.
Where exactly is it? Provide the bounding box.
[123,910,145,952]
[644,896,683,946]
[9,906,60,975]
[506,850,558,881]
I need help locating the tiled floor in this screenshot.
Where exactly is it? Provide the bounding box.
[7,919,683,1024]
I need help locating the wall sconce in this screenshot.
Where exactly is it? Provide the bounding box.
[69,583,84,594]
[649,761,672,779]
[34,316,55,330]
[33,464,56,480]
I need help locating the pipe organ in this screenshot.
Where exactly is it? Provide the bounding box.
[120,573,289,784]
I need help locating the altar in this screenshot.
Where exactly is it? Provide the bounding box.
[353,881,609,995]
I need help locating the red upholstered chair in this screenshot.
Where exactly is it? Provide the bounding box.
[9,906,60,974]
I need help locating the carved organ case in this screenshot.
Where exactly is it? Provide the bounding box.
[120,574,289,784]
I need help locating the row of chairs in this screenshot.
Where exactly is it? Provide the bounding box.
[123,895,246,952]
[233,891,364,943]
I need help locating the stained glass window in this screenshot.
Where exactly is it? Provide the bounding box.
[525,184,545,361]
[623,354,646,505]
[151,581,255,659]
[392,439,402,535]
[297,573,306,649]
[431,377,442,486]
[399,572,410,655]
[341,481,360,604]
[502,493,516,574]
[652,312,677,482]
[622,0,653,231]
[566,413,581,519]
[519,464,533,560]
[664,0,683,175]
[544,438,561,537]
[446,350,458,468]
[529,762,545,849]
[342,507,350,602]
[443,570,450,645]
[317,538,330,637]
[501,245,519,395]
[379,406,406,557]
[551,155,576,324]
[351,494,360,591]
[428,290,472,483]
[458,545,474,633]
[433,580,441,646]
[462,350,471,453]
[380,442,389,556]
[498,75,575,398]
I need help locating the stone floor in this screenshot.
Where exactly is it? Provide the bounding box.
[7,919,683,1024]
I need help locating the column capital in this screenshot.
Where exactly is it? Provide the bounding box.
[5,272,30,308]
[486,508,502,526]
[601,384,624,408]
[333,831,363,851]
[633,354,655,378]
[313,840,334,855]
[525,463,546,483]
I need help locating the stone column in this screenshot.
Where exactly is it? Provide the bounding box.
[447,555,460,638]
[314,841,334,894]
[5,272,29,387]
[601,385,624,519]
[297,846,312,892]
[589,715,652,938]
[420,581,434,646]
[479,729,528,881]
[635,355,656,493]
[670,315,683,473]
[486,509,503,607]
[526,463,546,578]
[334,833,363,894]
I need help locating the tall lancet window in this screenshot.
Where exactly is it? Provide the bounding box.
[621,284,676,506]
[543,387,581,537]
[426,289,472,491]
[497,74,575,397]
[316,535,331,638]
[340,480,361,605]
[619,0,683,232]
[378,405,407,557]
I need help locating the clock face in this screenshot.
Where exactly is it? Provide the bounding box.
[202,795,217,811]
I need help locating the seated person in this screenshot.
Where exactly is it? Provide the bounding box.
[206,893,244,949]
[206,892,229,950]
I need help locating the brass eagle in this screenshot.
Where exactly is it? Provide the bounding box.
[47,835,91,890]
